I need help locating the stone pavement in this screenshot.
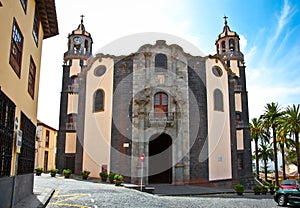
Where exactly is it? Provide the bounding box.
[14,174,271,207]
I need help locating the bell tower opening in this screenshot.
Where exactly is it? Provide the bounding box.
[149,133,172,184]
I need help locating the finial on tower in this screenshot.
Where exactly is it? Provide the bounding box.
[80,15,85,24]
[223,15,228,25]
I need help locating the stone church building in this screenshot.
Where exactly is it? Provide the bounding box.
[57,17,253,187]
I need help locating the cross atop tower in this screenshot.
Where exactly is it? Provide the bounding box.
[80,15,85,24]
[223,15,228,25]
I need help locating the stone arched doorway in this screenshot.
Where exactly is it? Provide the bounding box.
[148,133,172,184]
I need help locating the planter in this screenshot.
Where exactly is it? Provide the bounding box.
[101,177,107,182]
[81,170,90,180]
[64,174,71,178]
[114,180,122,186]
[236,191,243,195]
[63,169,72,178]
[50,169,58,177]
[234,184,244,195]
[35,168,43,176]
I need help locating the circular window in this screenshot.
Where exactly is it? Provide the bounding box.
[212,66,223,77]
[94,65,106,77]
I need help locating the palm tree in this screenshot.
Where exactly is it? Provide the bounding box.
[258,141,273,182]
[261,102,283,186]
[277,123,294,180]
[250,117,267,180]
[283,104,300,179]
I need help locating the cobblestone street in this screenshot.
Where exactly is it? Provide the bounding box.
[34,175,279,208]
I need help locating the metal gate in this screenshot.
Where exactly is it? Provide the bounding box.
[0,89,15,177]
[18,112,36,174]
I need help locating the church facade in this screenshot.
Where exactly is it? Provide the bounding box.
[57,17,253,187]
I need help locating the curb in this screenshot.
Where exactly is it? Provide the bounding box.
[38,189,55,208]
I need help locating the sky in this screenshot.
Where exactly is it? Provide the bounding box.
[38,0,300,129]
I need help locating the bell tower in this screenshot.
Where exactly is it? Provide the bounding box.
[215,16,244,74]
[57,16,93,174]
[64,15,93,62]
[216,17,253,188]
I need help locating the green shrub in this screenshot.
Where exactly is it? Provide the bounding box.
[35,167,43,172]
[99,172,108,178]
[50,168,58,174]
[63,169,72,178]
[35,167,43,176]
[114,174,123,181]
[81,170,90,176]
[109,172,116,183]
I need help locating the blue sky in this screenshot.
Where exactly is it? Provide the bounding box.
[38,0,300,128]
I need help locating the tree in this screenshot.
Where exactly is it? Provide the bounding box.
[283,104,300,179]
[276,123,294,180]
[258,141,273,182]
[261,102,283,186]
[250,117,268,180]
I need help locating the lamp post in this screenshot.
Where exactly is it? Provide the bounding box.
[140,153,145,191]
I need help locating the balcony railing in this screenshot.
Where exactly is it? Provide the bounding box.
[64,50,91,60]
[66,122,76,131]
[234,85,242,92]
[220,51,244,60]
[236,121,249,129]
[67,84,79,94]
[148,112,176,126]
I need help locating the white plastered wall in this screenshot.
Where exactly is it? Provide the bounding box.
[206,59,232,181]
[82,58,114,177]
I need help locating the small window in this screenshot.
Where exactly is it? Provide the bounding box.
[155,53,167,72]
[0,1,3,7]
[237,153,243,170]
[28,57,36,99]
[212,66,223,77]
[94,65,106,77]
[10,19,24,78]
[213,89,223,111]
[45,130,50,148]
[69,75,78,92]
[32,7,40,45]
[20,0,27,13]
[66,113,77,130]
[94,89,104,112]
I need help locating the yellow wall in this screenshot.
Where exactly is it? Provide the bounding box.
[0,0,44,125]
[35,123,57,171]
[82,57,114,177]
[0,0,46,176]
[206,58,232,181]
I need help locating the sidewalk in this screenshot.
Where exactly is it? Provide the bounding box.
[14,175,55,208]
[152,184,236,196]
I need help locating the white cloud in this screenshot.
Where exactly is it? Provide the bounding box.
[239,34,247,52]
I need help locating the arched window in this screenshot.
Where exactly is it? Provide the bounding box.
[155,53,167,72]
[94,89,104,112]
[214,89,223,111]
[221,41,226,53]
[229,39,235,51]
[154,92,168,115]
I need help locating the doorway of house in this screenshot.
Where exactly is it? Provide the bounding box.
[148,133,172,184]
